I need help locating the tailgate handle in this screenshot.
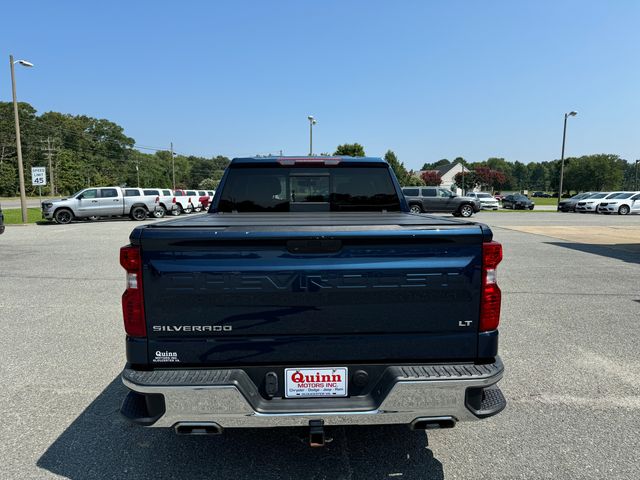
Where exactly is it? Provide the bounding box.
[287,239,342,254]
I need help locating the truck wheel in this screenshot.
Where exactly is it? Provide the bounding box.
[459,204,474,217]
[153,206,166,218]
[130,206,148,221]
[618,205,630,215]
[409,205,422,214]
[194,205,202,213]
[171,204,182,216]
[184,204,194,214]
[54,209,74,224]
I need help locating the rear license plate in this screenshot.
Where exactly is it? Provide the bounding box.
[285,367,348,398]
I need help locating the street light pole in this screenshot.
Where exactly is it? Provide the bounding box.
[557,111,577,208]
[10,55,33,223]
[635,159,639,191]
[170,142,175,190]
[307,115,316,156]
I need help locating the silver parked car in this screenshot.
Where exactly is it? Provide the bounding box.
[465,192,499,210]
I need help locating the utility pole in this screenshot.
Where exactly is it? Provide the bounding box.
[41,136,56,195]
[170,142,176,190]
[557,111,577,208]
[635,160,639,191]
[10,54,28,223]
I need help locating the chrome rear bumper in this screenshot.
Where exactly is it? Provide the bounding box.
[121,359,505,429]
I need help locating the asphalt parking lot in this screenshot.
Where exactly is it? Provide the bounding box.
[1,212,639,479]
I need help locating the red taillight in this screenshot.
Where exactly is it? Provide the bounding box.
[479,241,503,332]
[172,197,176,203]
[119,245,146,337]
[155,196,159,203]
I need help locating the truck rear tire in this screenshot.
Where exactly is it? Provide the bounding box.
[130,206,148,221]
[54,208,74,224]
[184,204,194,214]
[171,204,182,216]
[409,205,422,214]
[153,206,166,218]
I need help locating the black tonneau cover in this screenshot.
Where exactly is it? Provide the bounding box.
[134,212,488,234]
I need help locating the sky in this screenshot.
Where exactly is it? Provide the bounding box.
[2,0,639,170]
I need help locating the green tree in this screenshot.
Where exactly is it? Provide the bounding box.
[384,150,410,184]
[404,174,425,186]
[622,160,639,190]
[0,162,17,196]
[55,150,86,194]
[199,171,225,190]
[452,171,478,191]
[334,143,365,157]
[528,163,548,190]
[563,154,624,192]
[512,161,529,190]
[421,159,450,170]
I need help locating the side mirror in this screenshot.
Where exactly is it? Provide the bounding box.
[77,194,84,200]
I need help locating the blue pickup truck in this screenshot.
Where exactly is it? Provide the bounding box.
[119,156,505,446]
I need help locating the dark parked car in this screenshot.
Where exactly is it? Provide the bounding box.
[502,194,535,210]
[402,187,480,217]
[531,191,552,198]
[558,192,595,212]
[0,202,4,234]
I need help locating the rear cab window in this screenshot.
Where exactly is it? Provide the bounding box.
[403,188,419,196]
[101,188,119,198]
[124,189,140,197]
[218,163,401,212]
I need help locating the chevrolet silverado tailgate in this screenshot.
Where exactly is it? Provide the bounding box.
[135,213,488,366]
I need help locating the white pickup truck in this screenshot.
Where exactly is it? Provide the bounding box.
[41,186,162,224]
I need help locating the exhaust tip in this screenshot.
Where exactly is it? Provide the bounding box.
[174,422,223,435]
[410,416,456,430]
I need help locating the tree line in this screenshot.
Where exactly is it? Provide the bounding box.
[1,106,636,198]
[0,102,230,196]
[338,145,637,194]
[418,155,637,193]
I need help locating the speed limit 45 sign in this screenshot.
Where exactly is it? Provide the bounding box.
[31,167,47,186]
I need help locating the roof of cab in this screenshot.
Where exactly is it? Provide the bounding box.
[230,156,386,164]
